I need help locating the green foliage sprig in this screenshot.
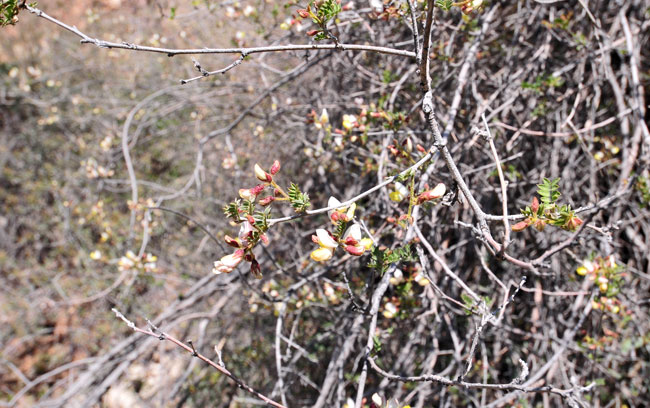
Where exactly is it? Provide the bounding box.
[1,0,22,26]
[435,0,453,11]
[288,183,311,213]
[512,178,583,232]
[298,0,341,42]
[368,244,415,274]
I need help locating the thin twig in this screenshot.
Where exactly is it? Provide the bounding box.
[111,308,288,408]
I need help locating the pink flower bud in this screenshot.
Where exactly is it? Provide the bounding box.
[306,29,319,36]
[511,220,530,232]
[250,260,262,279]
[270,160,281,175]
[246,215,256,225]
[250,184,266,196]
[565,216,583,231]
[259,233,269,245]
[259,196,275,206]
[531,196,539,214]
[224,235,241,248]
[416,144,426,153]
[345,245,365,256]
[417,183,446,204]
[296,8,309,18]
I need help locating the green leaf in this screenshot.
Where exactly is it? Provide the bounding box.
[314,0,341,23]
[372,335,382,354]
[537,177,561,206]
[435,0,453,11]
[288,183,311,212]
[223,200,242,222]
[1,0,21,27]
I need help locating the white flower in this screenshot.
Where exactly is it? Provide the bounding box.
[342,224,362,242]
[212,250,244,274]
[383,302,397,318]
[316,229,338,249]
[389,269,404,285]
[243,5,255,17]
[413,271,429,286]
[342,114,357,131]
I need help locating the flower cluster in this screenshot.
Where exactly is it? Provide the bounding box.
[310,197,373,262]
[576,255,624,313]
[577,254,623,291]
[83,157,114,179]
[217,161,311,279]
[118,250,158,273]
[309,108,330,131]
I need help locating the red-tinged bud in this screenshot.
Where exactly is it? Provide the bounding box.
[344,236,358,246]
[416,144,426,153]
[534,219,546,231]
[342,1,353,10]
[250,184,266,196]
[345,245,365,256]
[387,217,396,223]
[270,160,281,175]
[259,196,275,206]
[245,252,254,262]
[511,220,530,232]
[398,214,408,221]
[246,215,256,225]
[296,8,309,18]
[417,183,446,204]
[312,235,320,244]
[531,196,539,214]
[371,112,382,118]
[334,128,345,135]
[274,189,283,197]
[259,233,269,245]
[330,212,341,222]
[250,259,262,279]
[565,216,583,231]
[306,29,319,36]
[224,235,241,248]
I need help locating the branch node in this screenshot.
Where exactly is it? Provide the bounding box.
[188,340,198,357]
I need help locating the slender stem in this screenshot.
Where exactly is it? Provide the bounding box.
[268,149,434,225]
[24,5,416,59]
[111,308,288,408]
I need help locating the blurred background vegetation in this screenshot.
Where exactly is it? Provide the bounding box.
[1,0,649,407]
